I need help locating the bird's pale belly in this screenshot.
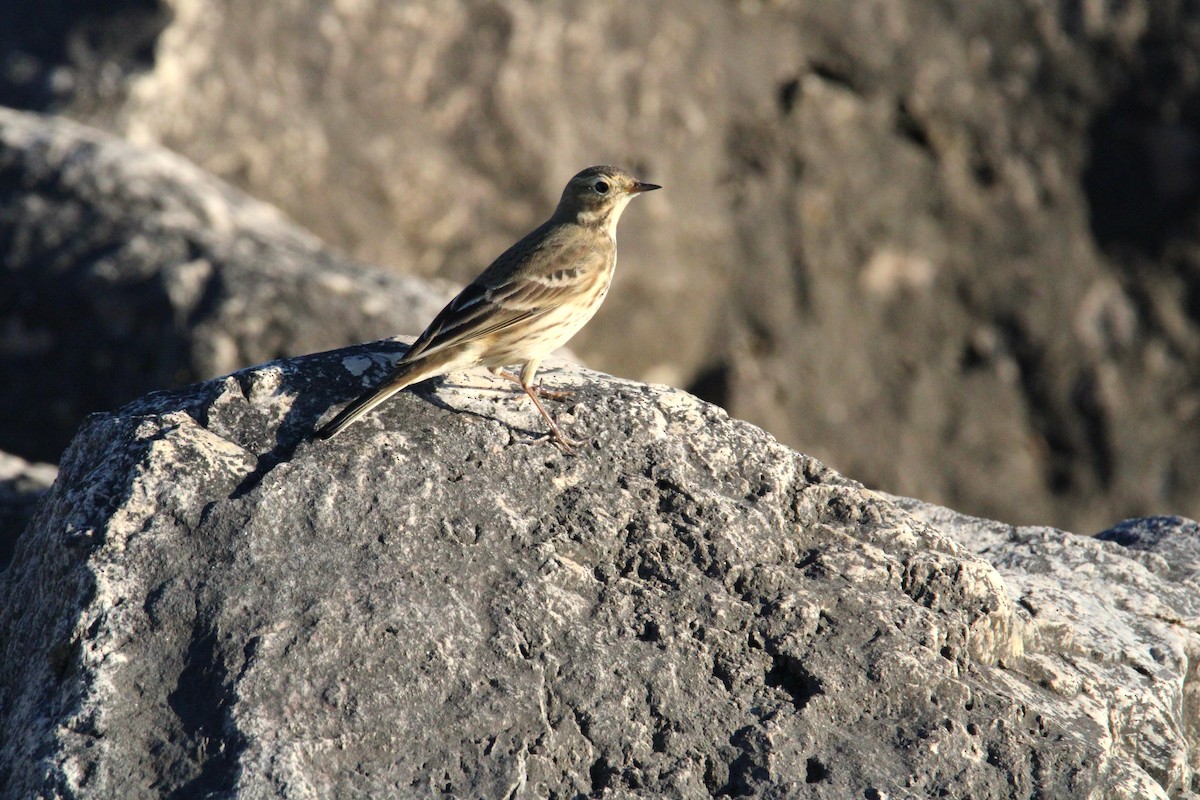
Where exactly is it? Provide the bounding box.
[482,275,612,367]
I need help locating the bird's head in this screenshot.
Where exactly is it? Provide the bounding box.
[553,165,660,235]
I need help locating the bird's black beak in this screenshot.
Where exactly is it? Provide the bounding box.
[632,181,661,193]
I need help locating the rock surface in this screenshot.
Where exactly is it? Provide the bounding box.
[0,107,455,464]
[897,499,1200,798]
[16,0,1200,533]
[1,347,1194,798]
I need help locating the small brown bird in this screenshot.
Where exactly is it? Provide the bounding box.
[317,165,660,450]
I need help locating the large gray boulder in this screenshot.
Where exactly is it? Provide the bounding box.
[29,0,1200,535]
[0,346,1192,798]
[0,107,454,464]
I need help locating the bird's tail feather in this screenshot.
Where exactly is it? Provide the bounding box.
[317,360,428,440]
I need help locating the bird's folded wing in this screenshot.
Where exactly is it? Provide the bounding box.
[400,240,607,364]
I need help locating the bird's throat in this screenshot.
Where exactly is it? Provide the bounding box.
[578,196,633,239]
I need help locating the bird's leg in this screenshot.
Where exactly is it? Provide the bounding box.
[513,360,585,451]
[521,383,586,452]
[494,368,574,401]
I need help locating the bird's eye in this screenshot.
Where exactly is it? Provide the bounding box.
[593,180,610,194]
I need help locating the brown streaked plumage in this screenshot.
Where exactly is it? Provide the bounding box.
[316,165,660,450]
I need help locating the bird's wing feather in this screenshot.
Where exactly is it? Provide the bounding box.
[400,228,608,363]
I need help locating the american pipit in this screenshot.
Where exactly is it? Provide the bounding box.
[316,165,660,450]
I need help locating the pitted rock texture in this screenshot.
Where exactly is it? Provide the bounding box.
[0,345,1189,798]
[897,499,1200,798]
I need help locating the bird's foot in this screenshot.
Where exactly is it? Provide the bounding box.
[531,428,588,454]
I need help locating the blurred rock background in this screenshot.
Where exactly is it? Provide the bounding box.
[3,0,1200,534]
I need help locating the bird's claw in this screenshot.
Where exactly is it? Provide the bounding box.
[531,430,588,454]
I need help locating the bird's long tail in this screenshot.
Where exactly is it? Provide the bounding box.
[317,359,432,440]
